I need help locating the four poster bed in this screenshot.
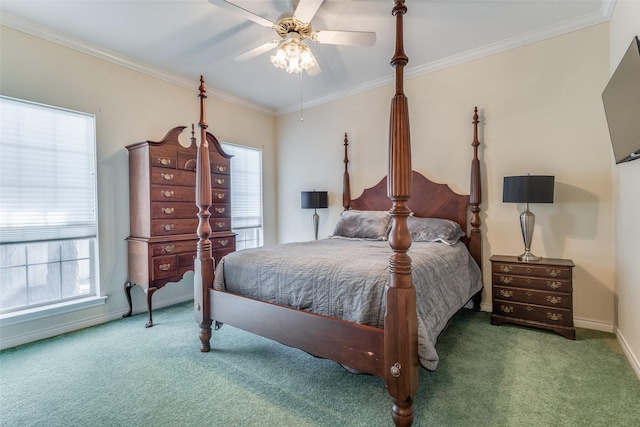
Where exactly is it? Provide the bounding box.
[192,2,483,426]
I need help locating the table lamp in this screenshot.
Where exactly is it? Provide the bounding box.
[503,175,554,262]
[301,190,328,240]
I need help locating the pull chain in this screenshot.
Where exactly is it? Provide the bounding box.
[300,71,304,122]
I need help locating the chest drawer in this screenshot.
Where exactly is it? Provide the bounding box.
[492,274,571,293]
[493,300,572,327]
[492,262,571,279]
[493,285,571,309]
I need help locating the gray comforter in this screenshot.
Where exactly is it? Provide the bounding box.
[213,237,483,370]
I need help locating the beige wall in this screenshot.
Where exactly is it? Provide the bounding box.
[609,0,640,378]
[0,26,277,347]
[277,24,615,331]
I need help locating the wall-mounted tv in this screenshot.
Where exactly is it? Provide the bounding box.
[602,35,640,164]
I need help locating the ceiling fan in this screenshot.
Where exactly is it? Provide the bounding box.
[210,0,376,75]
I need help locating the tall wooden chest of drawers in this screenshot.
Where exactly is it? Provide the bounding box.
[490,255,575,339]
[123,126,235,327]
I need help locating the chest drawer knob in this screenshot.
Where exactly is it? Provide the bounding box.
[161,173,174,181]
[216,166,227,173]
[159,263,171,271]
[499,289,513,298]
[547,296,562,305]
[219,239,229,247]
[158,158,172,166]
[162,207,174,214]
[526,306,534,312]
[162,190,174,198]
[500,305,514,314]
[526,291,533,297]
[547,312,563,321]
[162,245,175,253]
[547,268,561,277]
[215,222,225,228]
[547,281,562,289]
[215,193,225,199]
[215,207,225,214]
[215,178,225,185]
[499,265,513,273]
[500,276,513,284]
[162,224,175,231]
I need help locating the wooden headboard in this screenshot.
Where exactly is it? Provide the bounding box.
[341,109,482,270]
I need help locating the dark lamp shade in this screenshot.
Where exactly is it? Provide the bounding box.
[301,191,328,209]
[503,175,555,204]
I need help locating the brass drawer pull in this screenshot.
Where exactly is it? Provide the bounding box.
[162,224,175,231]
[499,265,513,273]
[158,158,172,166]
[500,276,513,284]
[159,263,171,271]
[215,222,225,228]
[526,306,534,312]
[547,281,562,289]
[216,166,226,173]
[162,190,174,198]
[526,291,533,297]
[215,178,225,185]
[526,279,532,284]
[219,239,228,247]
[547,296,562,305]
[215,193,225,199]
[499,289,513,298]
[525,267,532,273]
[215,207,225,214]
[162,245,175,253]
[162,207,174,214]
[547,268,561,277]
[500,305,514,314]
[161,173,174,180]
[547,312,563,321]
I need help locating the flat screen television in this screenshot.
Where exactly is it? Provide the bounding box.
[602,35,640,164]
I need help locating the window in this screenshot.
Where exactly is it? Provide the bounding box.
[0,96,99,314]
[221,143,263,250]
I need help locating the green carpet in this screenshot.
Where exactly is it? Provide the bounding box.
[1,302,638,426]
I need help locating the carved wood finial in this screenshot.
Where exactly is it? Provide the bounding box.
[343,133,351,211]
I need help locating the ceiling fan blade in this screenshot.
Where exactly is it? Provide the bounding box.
[234,40,281,62]
[312,30,376,47]
[210,0,276,28]
[293,0,324,24]
[305,62,321,76]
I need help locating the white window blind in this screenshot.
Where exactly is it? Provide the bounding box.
[221,143,262,230]
[0,96,97,244]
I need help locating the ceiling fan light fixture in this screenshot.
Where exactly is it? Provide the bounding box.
[270,38,317,74]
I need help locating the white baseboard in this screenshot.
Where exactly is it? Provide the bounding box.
[616,329,640,381]
[573,316,615,333]
[0,295,192,350]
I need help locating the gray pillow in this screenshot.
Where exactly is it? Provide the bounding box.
[332,210,391,240]
[407,216,464,245]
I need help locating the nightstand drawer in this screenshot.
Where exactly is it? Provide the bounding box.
[494,285,571,309]
[493,301,572,327]
[492,262,572,279]
[492,274,571,293]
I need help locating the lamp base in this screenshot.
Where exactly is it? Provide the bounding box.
[518,250,540,262]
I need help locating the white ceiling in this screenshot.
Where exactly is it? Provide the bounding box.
[0,0,612,116]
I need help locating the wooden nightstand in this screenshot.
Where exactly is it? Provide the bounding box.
[490,255,575,339]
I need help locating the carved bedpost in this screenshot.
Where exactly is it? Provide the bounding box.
[194,76,214,352]
[469,107,483,309]
[343,133,351,211]
[385,1,418,426]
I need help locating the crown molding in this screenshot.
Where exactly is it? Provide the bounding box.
[0,13,276,117]
[277,5,612,116]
